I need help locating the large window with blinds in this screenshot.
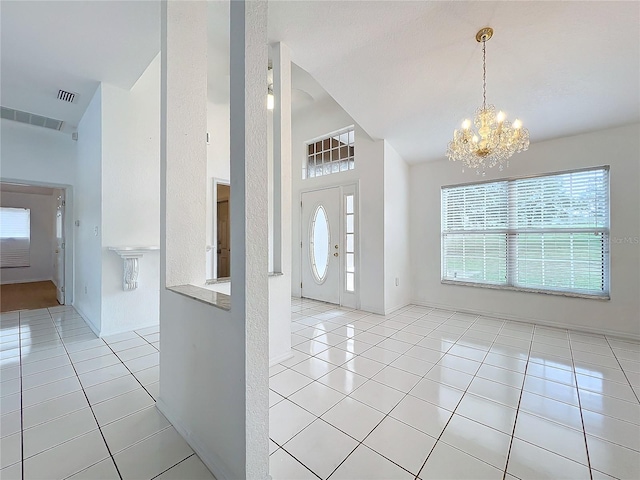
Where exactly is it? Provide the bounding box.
[441,167,610,298]
[0,207,31,268]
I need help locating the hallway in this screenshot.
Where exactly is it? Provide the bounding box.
[0,306,213,479]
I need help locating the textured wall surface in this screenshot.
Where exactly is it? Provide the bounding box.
[383,141,412,313]
[269,41,293,365]
[74,86,103,332]
[159,1,269,479]
[100,56,161,335]
[163,1,207,287]
[229,0,270,477]
[411,124,640,338]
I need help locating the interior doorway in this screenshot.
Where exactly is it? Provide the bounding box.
[216,183,230,278]
[0,181,72,310]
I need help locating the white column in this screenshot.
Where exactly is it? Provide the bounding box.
[230,0,270,478]
[269,42,293,364]
[161,0,207,288]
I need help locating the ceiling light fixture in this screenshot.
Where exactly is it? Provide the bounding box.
[447,27,529,173]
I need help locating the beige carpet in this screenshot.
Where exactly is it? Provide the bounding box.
[0,280,60,313]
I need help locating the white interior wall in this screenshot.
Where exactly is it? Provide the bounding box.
[0,191,56,285]
[0,119,76,302]
[383,141,412,313]
[158,2,270,478]
[100,55,161,335]
[0,119,77,185]
[74,86,103,332]
[268,41,293,365]
[410,124,640,338]
[206,102,231,278]
[291,97,385,313]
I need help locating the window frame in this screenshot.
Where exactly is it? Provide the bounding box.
[441,166,610,300]
[303,126,355,180]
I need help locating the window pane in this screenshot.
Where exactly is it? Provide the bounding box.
[0,208,30,238]
[311,206,330,282]
[346,195,354,214]
[346,233,354,252]
[346,272,355,292]
[442,233,507,284]
[304,127,355,179]
[346,253,355,272]
[346,214,354,233]
[441,167,609,296]
[514,232,606,294]
[0,207,31,268]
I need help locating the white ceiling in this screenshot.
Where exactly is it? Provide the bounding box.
[269,1,640,163]
[0,0,160,132]
[2,1,638,163]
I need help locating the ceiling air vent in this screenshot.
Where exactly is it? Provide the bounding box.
[1,106,64,131]
[57,90,76,103]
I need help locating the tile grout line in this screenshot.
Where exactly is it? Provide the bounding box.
[50,308,125,480]
[102,340,157,402]
[412,312,509,479]
[500,326,533,480]
[303,310,505,479]
[281,303,635,478]
[149,453,197,480]
[604,335,640,404]
[19,311,25,480]
[567,331,594,480]
[277,308,453,479]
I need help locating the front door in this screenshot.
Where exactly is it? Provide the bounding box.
[301,187,342,304]
[54,192,65,304]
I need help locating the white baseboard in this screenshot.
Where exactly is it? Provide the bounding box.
[156,399,234,480]
[99,321,159,338]
[411,298,640,342]
[0,277,53,285]
[72,304,100,336]
[384,302,411,316]
[358,303,385,315]
[270,350,294,367]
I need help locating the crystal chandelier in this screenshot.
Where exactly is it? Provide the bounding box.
[447,27,529,172]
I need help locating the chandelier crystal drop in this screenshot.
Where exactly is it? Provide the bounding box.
[447,27,529,172]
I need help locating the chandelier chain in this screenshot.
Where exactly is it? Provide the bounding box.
[482,40,486,110]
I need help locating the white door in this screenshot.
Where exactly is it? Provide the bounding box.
[301,187,341,304]
[54,193,65,304]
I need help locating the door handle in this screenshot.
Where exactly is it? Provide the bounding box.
[334,252,339,257]
[334,245,339,249]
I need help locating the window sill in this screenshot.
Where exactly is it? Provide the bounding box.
[441,280,610,301]
[167,284,231,311]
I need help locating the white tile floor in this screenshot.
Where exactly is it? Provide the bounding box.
[270,298,640,480]
[2,301,639,479]
[0,306,214,480]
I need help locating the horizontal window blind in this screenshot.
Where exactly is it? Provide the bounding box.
[0,207,31,268]
[442,167,609,297]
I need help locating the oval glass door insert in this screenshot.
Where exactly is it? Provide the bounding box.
[310,205,330,283]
